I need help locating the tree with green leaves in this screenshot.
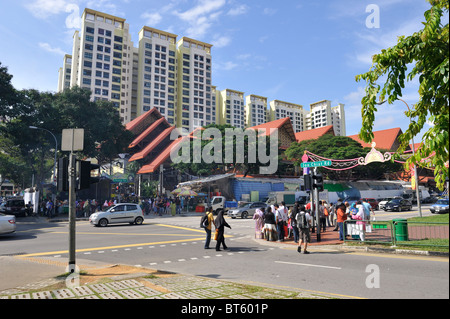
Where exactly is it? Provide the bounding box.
[1,63,133,189]
[356,0,449,190]
[285,134,403,181]
[171,123,283,177]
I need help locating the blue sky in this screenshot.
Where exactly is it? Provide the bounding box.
[0,0,438,140]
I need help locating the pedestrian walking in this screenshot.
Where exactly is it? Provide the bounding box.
[296,205,311,254]
[253,207,265,239]
[202,207,214,249]
[214,210,231,251]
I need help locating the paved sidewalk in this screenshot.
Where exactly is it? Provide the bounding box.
[0,261,334,300]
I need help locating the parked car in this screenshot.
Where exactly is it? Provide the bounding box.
[422,196,438,204]
[378,197,402,210]
[361,198,379,210]
[89,203,144,227]
[383,199,412,212]
[4,198,27,217]
[0,213,16,235]
[228,202,267,219]
[430,198,449,214]
[0,202,6,213]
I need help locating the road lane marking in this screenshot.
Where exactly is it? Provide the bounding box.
[275,261,342,270]
[17,237,205,258]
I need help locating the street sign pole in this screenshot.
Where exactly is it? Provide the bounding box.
[68,153,76,272]
[62,129,84,273]
[314,167,321,242]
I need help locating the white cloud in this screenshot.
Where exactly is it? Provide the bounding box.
[173,0,226,38]
[141,12,163,26]
[211,35,232,48]
[39,42,66,55]
[25,0,81,29]
[263,8,277,16]
[214,61,238,71]
[25,0,72,19]
[227,4,249,16]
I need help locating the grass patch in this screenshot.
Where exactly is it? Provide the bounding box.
[408,213,449,224]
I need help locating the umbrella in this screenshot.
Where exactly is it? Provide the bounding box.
[171,188,185,195]
[177,189,198,197]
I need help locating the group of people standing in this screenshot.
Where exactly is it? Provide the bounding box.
[252,202,313,254]
[251,198,374,253]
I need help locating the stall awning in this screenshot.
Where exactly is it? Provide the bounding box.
[323,183,350,192]
[178,174,236,187]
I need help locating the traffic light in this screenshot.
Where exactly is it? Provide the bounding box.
[57,157,69,192]
[77,160,100,190]
[304,174,312,191]
[312,173,324,192]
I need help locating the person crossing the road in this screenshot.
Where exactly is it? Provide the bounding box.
[214,210,231,251]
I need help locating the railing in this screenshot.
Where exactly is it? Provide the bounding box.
[343,219,449,249]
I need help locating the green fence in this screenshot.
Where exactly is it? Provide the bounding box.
[344,219,449,249]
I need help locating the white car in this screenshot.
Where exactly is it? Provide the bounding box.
[0,213,16,235]
[89,203,144,227]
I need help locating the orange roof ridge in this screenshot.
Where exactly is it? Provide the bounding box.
[137,135,192,174]
[347,127,402,151]
[128,117,168,149]
[249,117,290,130]
[129,126,175,162]
[295,125,334,142]
[125,108,158,132]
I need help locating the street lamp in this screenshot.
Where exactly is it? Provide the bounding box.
[29,126,58,187]
[375,99,423,217]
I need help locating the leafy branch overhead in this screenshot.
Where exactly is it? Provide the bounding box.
[356,0,449,190]
[0,63,133,186]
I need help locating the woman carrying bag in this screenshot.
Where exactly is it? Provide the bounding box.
[214,210,231,251]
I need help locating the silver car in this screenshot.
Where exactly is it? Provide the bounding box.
[89,203,144,227]
[0,213,16,235]
[228,202,267,219]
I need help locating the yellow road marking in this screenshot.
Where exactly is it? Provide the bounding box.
[48,231,201,237]
[17,237,205,258]
[346,251,449,262]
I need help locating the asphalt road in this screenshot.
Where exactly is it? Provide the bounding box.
[0,206,448,299]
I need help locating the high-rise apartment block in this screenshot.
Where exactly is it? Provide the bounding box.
[176,37,214,131]
[57,54,72,92]
[57,8,346,136]
[245,94,267,127]
[217,89,246,129]
[268,100,305,133]
[305,100,346,136]
[137,26,178,126]
[59,8,214,132]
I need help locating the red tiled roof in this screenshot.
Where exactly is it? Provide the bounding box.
[348,127,403,151]
[295,125,335,143]
[248,117,297,142]
[129,126,176,162]
[137,135,191,174]
[126,108,155,131]
[128,117,168,149]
